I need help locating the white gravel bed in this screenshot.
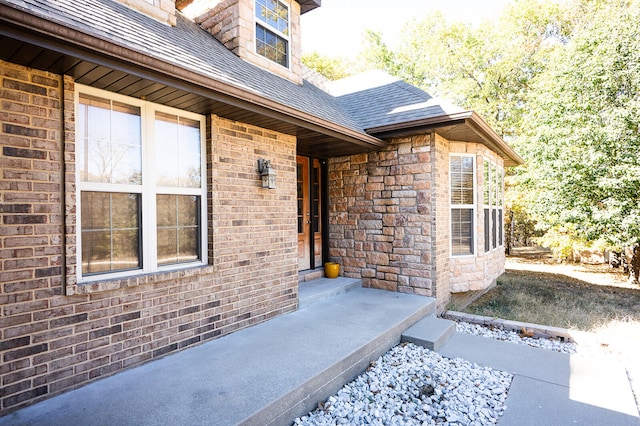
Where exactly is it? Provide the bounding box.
[455,321,577,354]
[294,343,512,426]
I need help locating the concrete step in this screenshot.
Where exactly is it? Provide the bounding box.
[298,267,325,283]
[401,316,457,351]
[298,276,362,309]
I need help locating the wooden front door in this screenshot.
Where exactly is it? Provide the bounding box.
[311,159,323,268]
[297,156,311,270]
[297,156,324,271]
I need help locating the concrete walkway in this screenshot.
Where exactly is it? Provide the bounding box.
[438,331,639,425]
[0,279,434,426]
[1,278,639,425]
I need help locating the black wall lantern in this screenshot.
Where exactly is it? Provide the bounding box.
[257,158,277,189]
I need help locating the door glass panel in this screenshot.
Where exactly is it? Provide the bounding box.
[312,163,321,234]
[297,163,304,235]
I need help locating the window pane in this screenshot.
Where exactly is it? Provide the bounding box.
[157,228,177,265]
[483,161,490,205]
[178,227,199,262]
[157,194,177,227]
[155,112,202,188]
[484,208,490,252]
[492,209,497,249]
[78,94,141,184]
[256,0,288,33]
[82,230,111,274]
[491,164,498,206]
[498,209,504,246]
[178,195,198,226]
[81,191,110,229]
[111,193,140,228]
[81,192,140,274]
[452,208,474,255]
[450,156,474,205]
[255,23,288,67]
[498,168,504,206]
[111,230,140,271]
[157,194,200,266]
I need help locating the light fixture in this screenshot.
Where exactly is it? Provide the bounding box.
[257,158,277,189]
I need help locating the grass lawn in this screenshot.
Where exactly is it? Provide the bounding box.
[462,252,640,370]
[463,268,640,331]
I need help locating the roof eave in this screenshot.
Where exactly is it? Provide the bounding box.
[0,2,383,152]
[366,111,524,167]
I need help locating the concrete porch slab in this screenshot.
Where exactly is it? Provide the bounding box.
[298,276,361,308]
[1,287,435,426]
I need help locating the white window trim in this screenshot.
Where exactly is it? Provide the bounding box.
[75,85,208,284]
[483,159,492,253]
[497,166,504,248]
[483,158,505,253]
[254,0,291,69]
[449,153,476,258]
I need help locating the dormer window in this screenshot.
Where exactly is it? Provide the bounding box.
[255,0,289,68]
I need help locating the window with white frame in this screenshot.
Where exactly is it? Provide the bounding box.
[491,163,498,249]
[483,159,504,252]
[76,86,207,280]
[450,155,475,256]
[483,161,491,252]
[255,0,289,67]
[497,166,504,247]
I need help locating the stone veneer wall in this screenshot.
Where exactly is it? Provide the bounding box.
[328,133,507,313]
[0,60,298,415]
[193,0,303,84]
[328,135,439,299]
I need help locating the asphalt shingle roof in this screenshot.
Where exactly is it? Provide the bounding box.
[3,0,463,136]
[329,70,465,131]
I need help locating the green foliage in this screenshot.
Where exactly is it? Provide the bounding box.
[302,52,352,81]
[361,0,640,253]
[535,225,586,260]
[523,0,640,250]
[362,2,575,139]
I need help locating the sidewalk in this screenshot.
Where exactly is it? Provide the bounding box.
[437,332,640,426]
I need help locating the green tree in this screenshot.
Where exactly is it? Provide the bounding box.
[302,52,352,81]
[362,1,576,250]
[362,1,573,139]
[522,1,640,279]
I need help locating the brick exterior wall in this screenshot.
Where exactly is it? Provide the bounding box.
[194,0,303,84]
[328,133,506,313]
[431,134,452,312]
[117,0,177,26]
[0,60,298,415]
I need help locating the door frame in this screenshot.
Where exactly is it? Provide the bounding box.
[296,155,328,271]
